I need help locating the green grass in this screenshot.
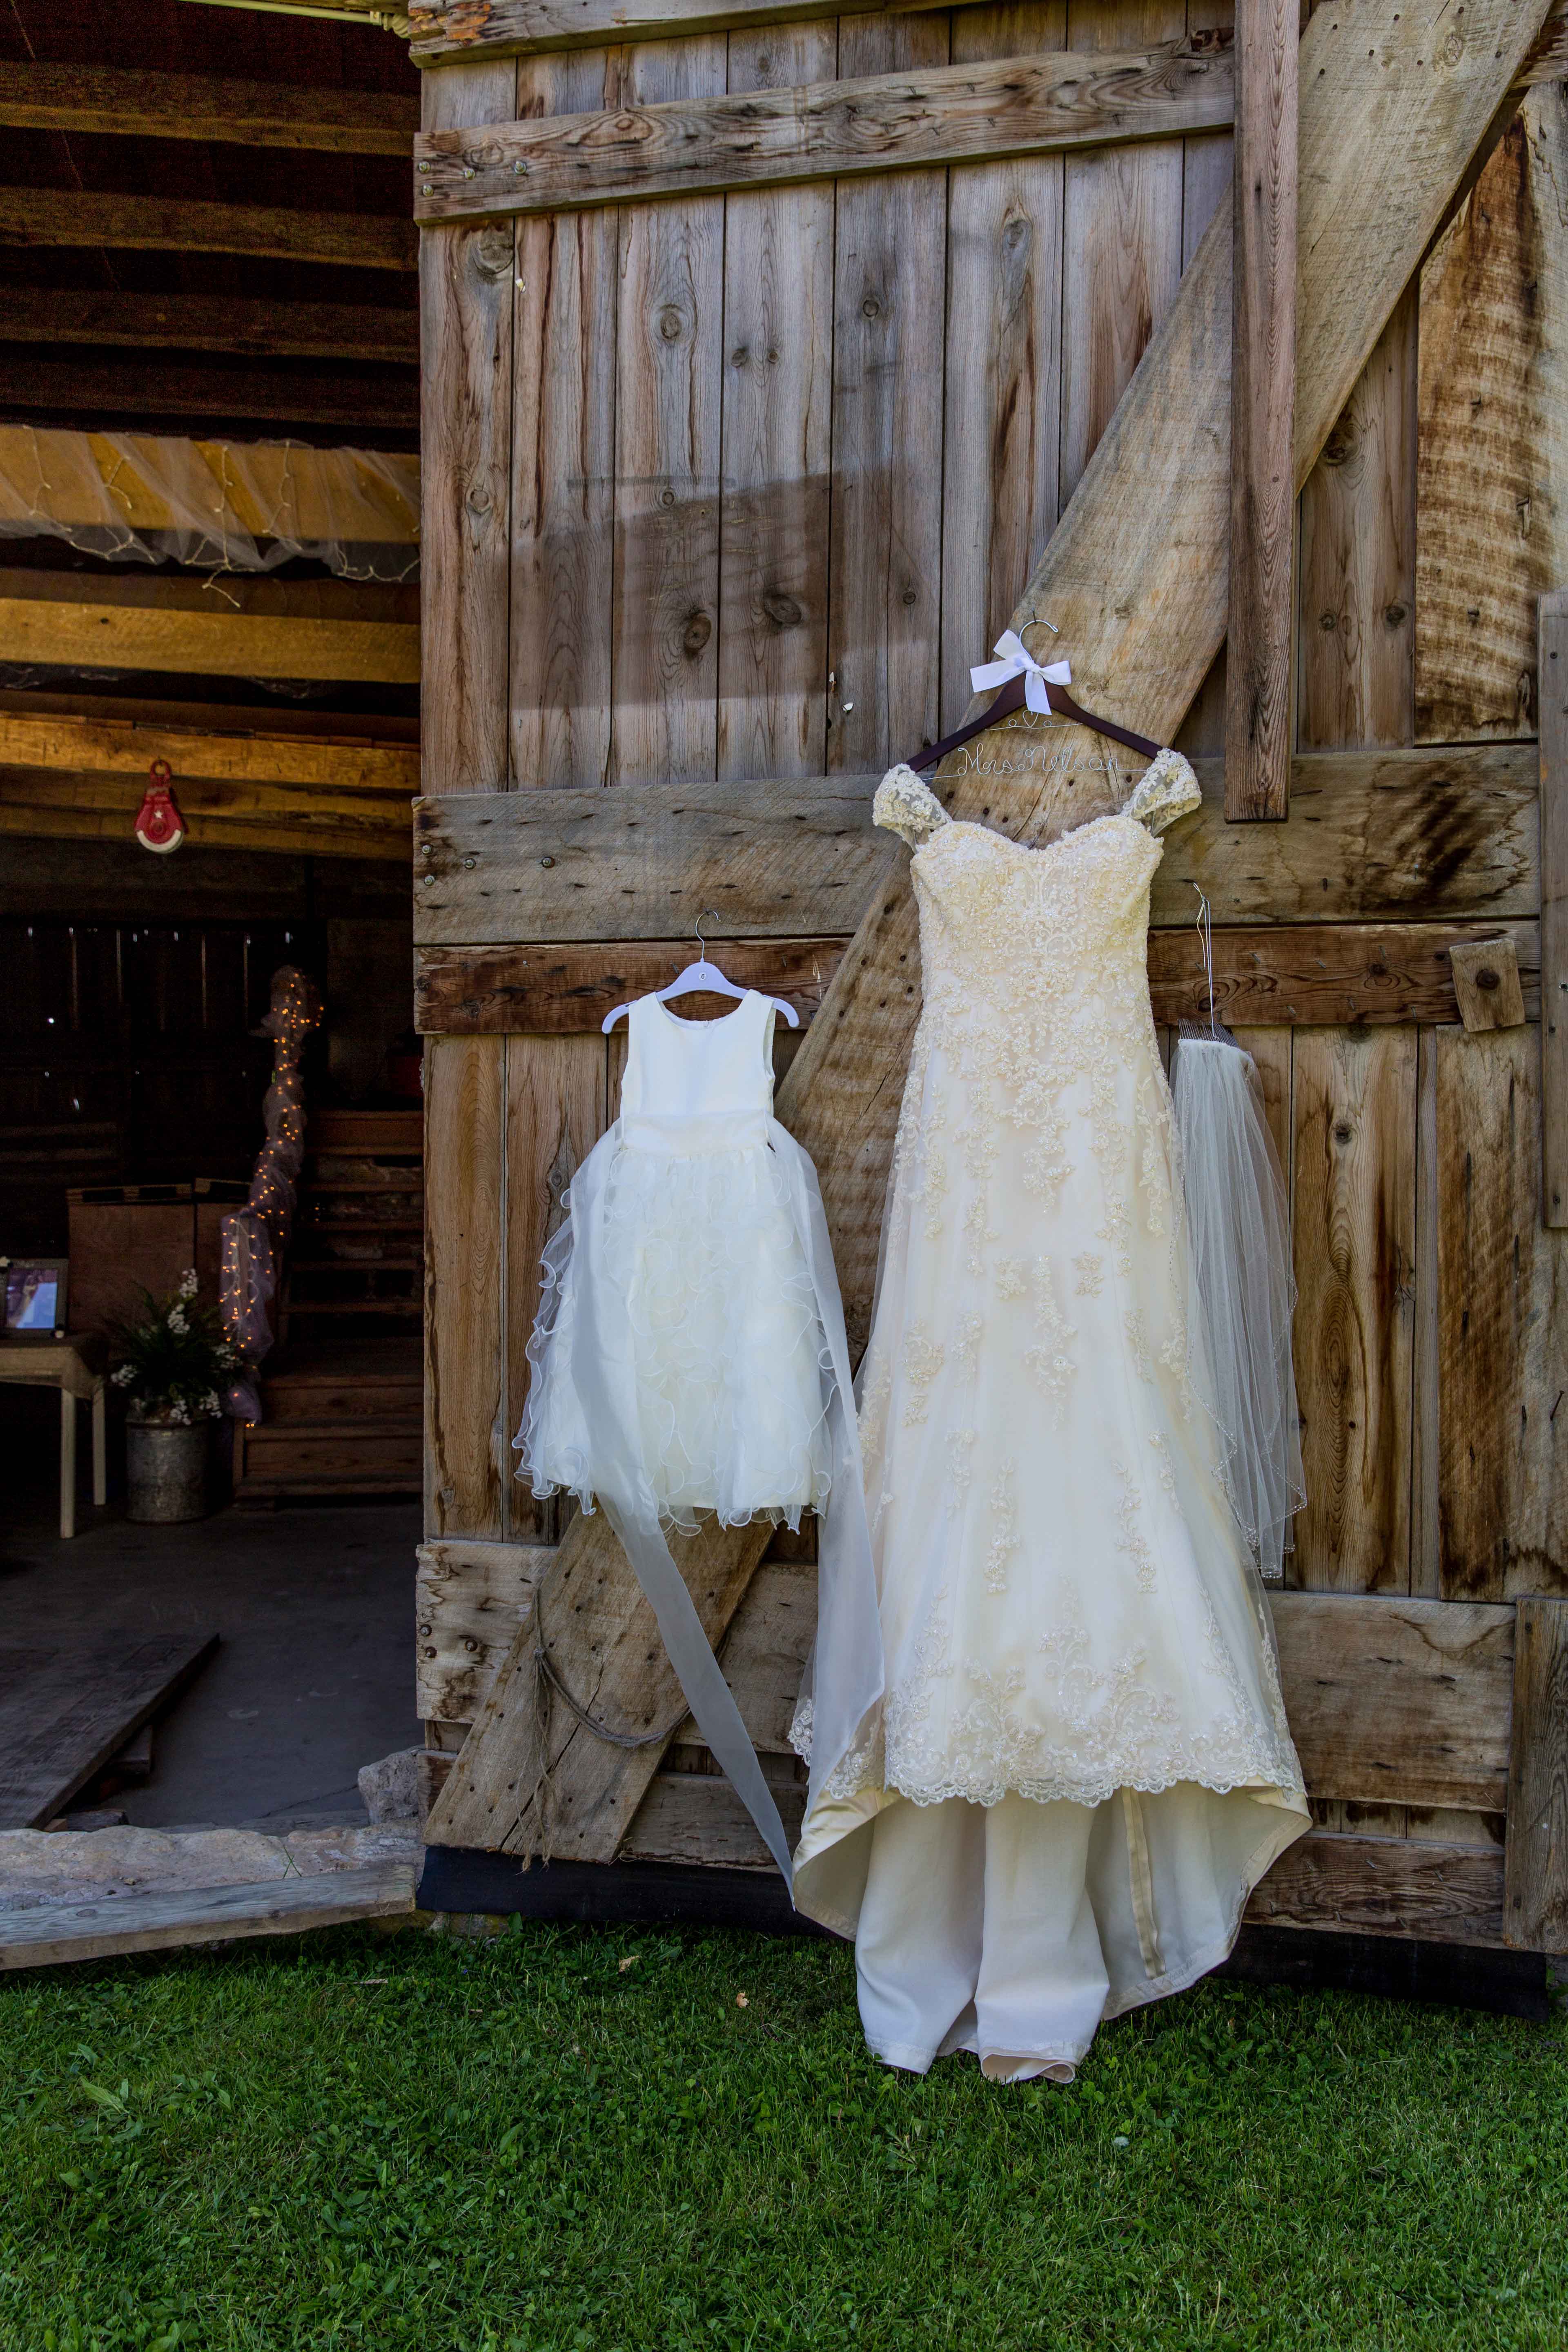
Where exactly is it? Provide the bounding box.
[0,1922,1563,2352]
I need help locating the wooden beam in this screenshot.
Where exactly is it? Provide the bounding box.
[0,357,417,436]
[409,0,953,69]
[410,745,1540,945]
[0,795,409,863]
[409,0,1568,75]
[425,0,1552,1870]
[1542,590,1568,1224]
[1272,1594,1514,1815]
[0,708,420,795]
[0,189,417,273]
[0,572,419,685]
[0,289,419,367]
[0,1861,417,1972]
[0,65,419,153]
[1504,1595,1568,1952]
[413,920,1542,1038]
[1245,1831,1506,1948]
[412,41,1234,221]
[1224,0,1295,822]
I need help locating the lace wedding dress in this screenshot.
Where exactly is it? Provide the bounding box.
[791,755,1309,2081]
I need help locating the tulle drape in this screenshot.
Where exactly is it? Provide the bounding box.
[1169,1031,1304,1583]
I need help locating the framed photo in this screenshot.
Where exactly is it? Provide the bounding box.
[1,1256,68,1339]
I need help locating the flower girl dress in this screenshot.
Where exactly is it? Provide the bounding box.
[518,986,878,1882]
[791,758,1309,2080]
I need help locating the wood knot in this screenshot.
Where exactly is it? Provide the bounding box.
[682,610,713,659]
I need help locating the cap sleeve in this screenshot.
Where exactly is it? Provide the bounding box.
[1121,746,1201,837]
[874,763,949,848]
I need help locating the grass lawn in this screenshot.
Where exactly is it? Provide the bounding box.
[0,1920,1563,2352]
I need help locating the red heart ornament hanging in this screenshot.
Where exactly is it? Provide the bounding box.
[135,758,187,854]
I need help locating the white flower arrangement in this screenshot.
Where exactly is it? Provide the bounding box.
[108,1277,235,1425]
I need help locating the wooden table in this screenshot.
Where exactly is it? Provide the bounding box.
[0,1337,107,1537]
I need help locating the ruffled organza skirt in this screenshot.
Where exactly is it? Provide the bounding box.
[519,1129,835,1531]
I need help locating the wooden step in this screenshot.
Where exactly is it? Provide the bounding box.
[237,1423,422,1494]
[0,1860,418,1970]
[283,1297,421,1318]
[310,1109,422,1153]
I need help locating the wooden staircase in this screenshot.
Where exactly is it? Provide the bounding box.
[234,1109,423,1503]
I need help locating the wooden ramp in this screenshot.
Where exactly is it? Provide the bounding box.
[0,1860,417,1971]
[0,1635,218,1831]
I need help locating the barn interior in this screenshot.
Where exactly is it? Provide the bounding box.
[0,0,426,1844]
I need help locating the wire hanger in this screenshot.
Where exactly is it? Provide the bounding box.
[601,911,802,1034]
[906,627,1163,774]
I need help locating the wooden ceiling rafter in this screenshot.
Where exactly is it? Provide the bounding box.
[0,289,418,366]
[0,63,418,152]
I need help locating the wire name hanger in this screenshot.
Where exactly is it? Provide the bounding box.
[601,911,803,1034]
[906,628,1163,774]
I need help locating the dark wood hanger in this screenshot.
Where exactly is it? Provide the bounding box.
[906,670,1162,775]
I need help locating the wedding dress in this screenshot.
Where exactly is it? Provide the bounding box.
[791,755,1309,2081]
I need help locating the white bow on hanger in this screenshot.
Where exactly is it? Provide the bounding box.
[970,629,1072,716]
[601,912,802,1033]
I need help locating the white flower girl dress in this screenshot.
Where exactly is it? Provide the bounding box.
[519,987,878,1881]
[791,758,1309,2081]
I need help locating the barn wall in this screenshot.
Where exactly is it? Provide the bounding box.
[415,13,1568,1927]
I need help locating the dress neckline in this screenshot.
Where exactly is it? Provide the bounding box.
[649,987,759,1032]
[913,809,1140,866]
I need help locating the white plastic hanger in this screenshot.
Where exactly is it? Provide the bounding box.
[601,911,802,1034]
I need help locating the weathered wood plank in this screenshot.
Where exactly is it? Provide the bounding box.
[1272,1592,1514,1815]
[408,0,1568,74]
[510,47,617,791]
[0,711,420,797]
[0,63,419,151]
[410,0,949,66]
[427,0,1550,1861]
[1503,1595,1568,1951]
[939,69,1065,729]
[608,37,727,786]
[410,743,1541,944]
[424,1512,776,1857]
[1246,1830,1506,1947]
[421,60,517,797]
[414,921,1543,1037]
[1223,0,1294,821]
[1058,2,1186,507]
[0,1637,219,1831]
[1290,1029,1417,1596]
[0,289,419,365]
[1448,937,1527,1032]
[826,9,948,776]
[414,39,1232,218]
[1412,1025,1443,1600]
[0,573,419,687]
[415,936,846,1032]
[0,1863,417,1973]
[423,1037,508,1542]
[1541,588,1568,1224]
[0,770,411,864]
[503,1033,607,1540]
[621,1768,806,1868]
[1298,287,1418,752]
[1437,1026,1568,1601]
[0,187,416,271]
[416,1539,544,1722]
[1416,90,1568,743]
[716,22,836,782]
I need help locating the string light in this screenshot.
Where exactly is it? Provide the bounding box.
[218,964,322,1420]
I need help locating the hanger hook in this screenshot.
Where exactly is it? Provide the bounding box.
[694,908,720,959]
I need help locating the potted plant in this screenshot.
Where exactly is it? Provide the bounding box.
[110,1271,236,1523]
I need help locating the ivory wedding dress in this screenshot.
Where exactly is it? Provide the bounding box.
[791,755,1309,2082]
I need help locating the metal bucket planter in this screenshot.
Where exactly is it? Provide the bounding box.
[126,1416,210,1523]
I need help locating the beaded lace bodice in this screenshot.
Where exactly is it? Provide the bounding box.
[793,738,1302,1821]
